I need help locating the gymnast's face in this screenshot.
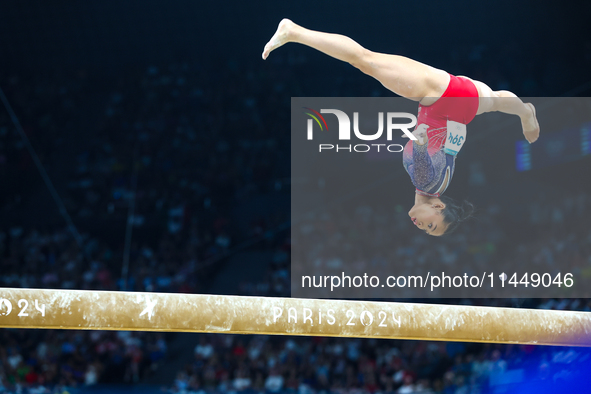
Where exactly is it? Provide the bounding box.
[408,200,447,236]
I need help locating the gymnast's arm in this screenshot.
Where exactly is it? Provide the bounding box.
[410,139,436,191]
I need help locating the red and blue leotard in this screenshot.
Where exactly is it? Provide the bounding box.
[402,74,480,197]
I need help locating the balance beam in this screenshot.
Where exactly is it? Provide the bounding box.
[0,288,589,346]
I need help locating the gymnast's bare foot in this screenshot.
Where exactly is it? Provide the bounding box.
[521,103,540,143]
[262,19,296,60]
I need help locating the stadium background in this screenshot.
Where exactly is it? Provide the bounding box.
[1,0,591,393]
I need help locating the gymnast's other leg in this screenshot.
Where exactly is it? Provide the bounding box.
[262,19,450,105]
[463,77,540,143]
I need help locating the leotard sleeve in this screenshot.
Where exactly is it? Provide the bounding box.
[409,141,435,191]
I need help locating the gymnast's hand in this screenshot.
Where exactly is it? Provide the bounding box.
[401,123,428,145]
[521,103,540,144]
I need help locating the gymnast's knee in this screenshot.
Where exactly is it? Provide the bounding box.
[350,48,375,75]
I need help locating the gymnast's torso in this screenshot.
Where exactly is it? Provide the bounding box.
[403,74,480,197]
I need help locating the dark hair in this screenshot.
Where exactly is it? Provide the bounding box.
[439,195,475,235]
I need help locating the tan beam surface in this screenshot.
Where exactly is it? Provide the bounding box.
[1,288,590,346]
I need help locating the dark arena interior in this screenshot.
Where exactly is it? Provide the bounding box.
[1,1,591,393]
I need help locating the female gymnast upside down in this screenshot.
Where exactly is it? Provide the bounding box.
[262,19,540,236]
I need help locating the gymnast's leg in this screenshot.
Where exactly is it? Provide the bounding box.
[464,77,540,143]
[262,19,450,105]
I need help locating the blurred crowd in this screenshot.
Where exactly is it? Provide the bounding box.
[169,332,591,394]
[0,60,287,393]
[0,59,291,292]
[0,329,166,393]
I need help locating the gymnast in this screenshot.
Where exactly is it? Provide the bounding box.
[262,19,540,236]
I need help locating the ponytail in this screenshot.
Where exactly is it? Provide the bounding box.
[439,195,474,234]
